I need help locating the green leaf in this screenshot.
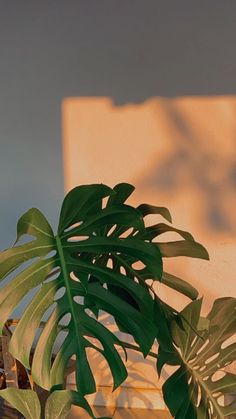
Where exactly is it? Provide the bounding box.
[66,236,163,280]
[0,389,41,419]
[45,390,97,419]
[100,183,135,237]
[107,182,135,205]
[16,207,54,242]
[58,184,113,234]
[62,204,145,238]
[71,259,153,317]
[157,240,209,260]
[0,184,159,398]
[0,208,55,282]
[86,282,155,357]
[163,367,193,418]
[154,298,177,355]
[160,297,236,418]
[162,272,199,300]
[136,223,194,241]
[137,204,172,223]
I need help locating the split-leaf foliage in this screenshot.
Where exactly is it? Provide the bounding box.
[0,183,235,418]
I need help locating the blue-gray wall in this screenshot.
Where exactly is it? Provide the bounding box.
[0,1,236,248]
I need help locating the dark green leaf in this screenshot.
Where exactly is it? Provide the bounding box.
[107,182,135,205]
[157,240,209,260]
[45,390,103,419]
[137,204,172,223]
[136,223,194,241]
[162,272,199,300]
[58,184,113,234]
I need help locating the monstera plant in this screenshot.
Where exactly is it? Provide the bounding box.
[0,183,235,418]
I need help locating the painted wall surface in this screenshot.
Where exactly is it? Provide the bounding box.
[63,96,236,408]
[1,2,236,249]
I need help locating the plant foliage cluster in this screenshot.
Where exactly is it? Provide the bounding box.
[0,183,235,418]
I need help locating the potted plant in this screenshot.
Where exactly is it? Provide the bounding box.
[0,183,235,418]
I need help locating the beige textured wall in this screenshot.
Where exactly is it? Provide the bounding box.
[62,97,236,409]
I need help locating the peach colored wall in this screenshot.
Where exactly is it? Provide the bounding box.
[62,96,236,309]
[62,97,236,409]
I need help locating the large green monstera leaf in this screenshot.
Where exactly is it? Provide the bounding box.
[160,297,236,418]
[91,183,208,323]
[0,184,162,394]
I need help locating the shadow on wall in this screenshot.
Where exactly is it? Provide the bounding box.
[62,96,236,311]
[137,97,236,235]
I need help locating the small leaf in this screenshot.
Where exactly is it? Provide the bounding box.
[16,207,54,242]
[0,389,41,419]
[108,182,135,205]
[162,272,199,300]
[162,367,191,417]
[58,184,113,234]
[137,223,194,241]
[157,240,209,260]
[45,390,97,419]
[137,204,172,223]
